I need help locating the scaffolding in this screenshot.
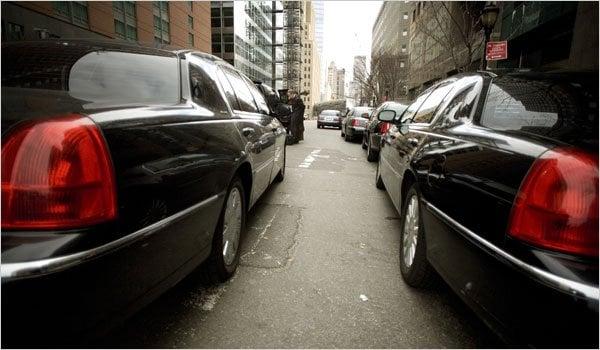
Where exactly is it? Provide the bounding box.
[282,2,303,91]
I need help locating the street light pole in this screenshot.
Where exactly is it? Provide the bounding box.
[480,3,500,71]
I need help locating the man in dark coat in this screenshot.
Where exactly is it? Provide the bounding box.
[288,90,305,144]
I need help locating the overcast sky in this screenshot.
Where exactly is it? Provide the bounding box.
[323,1,383,82]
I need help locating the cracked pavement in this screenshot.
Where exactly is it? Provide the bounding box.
[100,121,501,348]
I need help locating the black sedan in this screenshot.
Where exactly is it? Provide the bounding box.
[1,40,287,346]
[362,101,407,161]
[341,106,373,142]
[376,71,598,347]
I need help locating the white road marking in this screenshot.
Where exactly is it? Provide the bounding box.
[299,149,322,168]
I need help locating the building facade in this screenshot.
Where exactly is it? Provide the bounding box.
[299,1,321,116]
[496,2,598,71]
[335,68,345,99]
[326,61,338,100]
[1,1,210,52]
[210,1,273,84]
[371,1,413,101]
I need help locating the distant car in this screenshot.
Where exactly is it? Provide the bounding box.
[1,39,287,346]
[340,106,374,142]
[363,101,408,161]
[317,109,342,129]
[376,71,598,347]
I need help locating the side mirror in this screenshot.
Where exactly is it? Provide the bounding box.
[378,110,396,122]
[399,124,409,135]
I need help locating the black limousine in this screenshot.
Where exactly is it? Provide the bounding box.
[1,40,287,346]
[376,71,599,347]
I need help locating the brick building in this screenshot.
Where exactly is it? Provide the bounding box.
[1,1,211,52]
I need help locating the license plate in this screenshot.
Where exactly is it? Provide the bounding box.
[326,117,333,121]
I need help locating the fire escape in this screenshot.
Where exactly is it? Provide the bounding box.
[282,2,302,92]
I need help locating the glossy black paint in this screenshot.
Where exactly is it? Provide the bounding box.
[364,102,407,154]
[379,72,599,347]
[1,40,286,346]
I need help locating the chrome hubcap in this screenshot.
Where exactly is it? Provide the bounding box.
[402,195,419,268]
[222,187,242,265]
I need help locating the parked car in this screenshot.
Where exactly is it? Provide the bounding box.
[341,106,374,142]
[362,101,408,161]
[1,40,287,346]
[376,71,598,347]
[317,109,342,129]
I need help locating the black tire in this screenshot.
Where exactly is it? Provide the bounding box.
[341,127,345,137]
[204,177,246,283]
[317,124,320,129]
[274,145,286,182]
[399,185,435,288]
[344,131,352,142]
[367,137,378,162]
[375,159,385,190]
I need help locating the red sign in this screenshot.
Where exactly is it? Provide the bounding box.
[486,41,508,61]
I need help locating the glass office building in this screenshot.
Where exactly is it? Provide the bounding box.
[211,1,273,85]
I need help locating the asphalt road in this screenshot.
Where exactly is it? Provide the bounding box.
[101,120,501,348]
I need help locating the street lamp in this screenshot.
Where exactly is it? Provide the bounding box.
[480,2,500,70]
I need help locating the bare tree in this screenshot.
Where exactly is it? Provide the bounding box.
[414,2,486,73]
[354,53,408,105]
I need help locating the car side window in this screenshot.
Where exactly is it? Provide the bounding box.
[215,68,240,110]
[221,67,259,113]
[437,85,478,127]
[400,93,431,123]
[242,75,270,115]
[413,83,454,124]
[189,62,229,117]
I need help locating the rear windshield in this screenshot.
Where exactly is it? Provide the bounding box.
[481,75,598,148]
[1,42,179,106]
[322,110,339,116]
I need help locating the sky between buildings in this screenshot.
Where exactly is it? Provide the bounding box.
[323,1,383,84]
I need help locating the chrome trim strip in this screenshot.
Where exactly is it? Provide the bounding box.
[423,200,599,300]
[1,194,221,281]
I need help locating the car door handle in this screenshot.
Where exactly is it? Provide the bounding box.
[407,138,418,146]
[242,127,255,137]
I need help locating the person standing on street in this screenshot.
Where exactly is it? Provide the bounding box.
[288,90,305,144]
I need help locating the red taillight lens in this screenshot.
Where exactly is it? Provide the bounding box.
[508,147,599,257]
[352,119,360,127]
[379,122,391,134]
[1,114,117,230]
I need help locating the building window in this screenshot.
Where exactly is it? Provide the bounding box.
[113,2,137,41]
[403,12,408,20]
[402,29,407,36]
[53,1,88,27]
[188,33,194,47]
[402,44,407,53]
[187,1,193,12]
[188,15,194,30]
[153,1,170,44]
[3,22,24,41]
[400,61,405,68]
[212,43,221,53]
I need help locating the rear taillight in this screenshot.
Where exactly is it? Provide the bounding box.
[379,122,391,134]
[508,147,598,257]
[1,114,117,230]
[351,119,361,127]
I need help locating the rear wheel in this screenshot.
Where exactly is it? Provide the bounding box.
[367,137,378,162]
[204,177,245,283]
[344,131,352,142]
[375,159,385,190]
[399,185,435,288]
[274,145,286,182]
